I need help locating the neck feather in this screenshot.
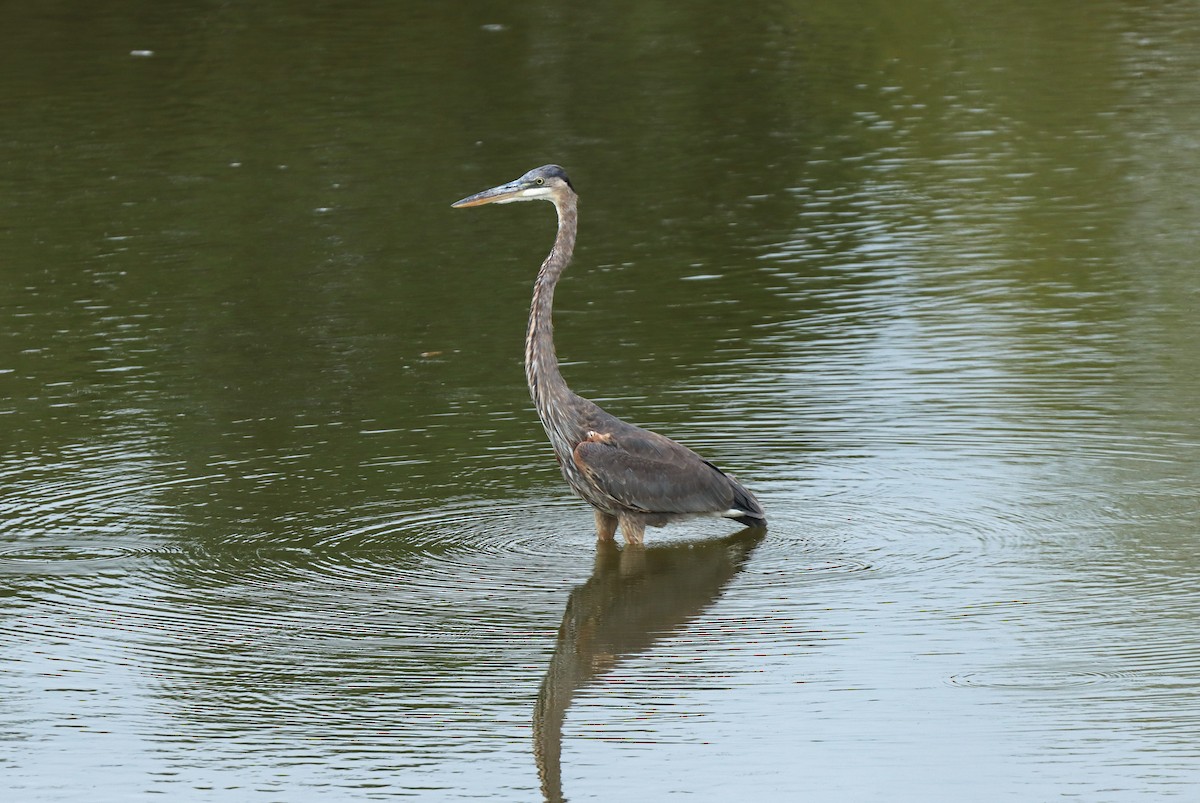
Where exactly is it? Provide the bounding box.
[525,194,578,429]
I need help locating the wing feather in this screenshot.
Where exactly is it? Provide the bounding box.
[572,431,737,515]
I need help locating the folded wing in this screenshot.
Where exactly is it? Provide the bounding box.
[571,430,751,518]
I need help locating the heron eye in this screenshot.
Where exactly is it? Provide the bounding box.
[535,178,544,185]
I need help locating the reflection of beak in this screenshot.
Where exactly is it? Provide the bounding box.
[451,180,525,208]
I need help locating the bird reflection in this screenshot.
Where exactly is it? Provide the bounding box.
[533,529,765,801]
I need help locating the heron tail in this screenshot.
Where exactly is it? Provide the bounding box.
[729,477,767,528]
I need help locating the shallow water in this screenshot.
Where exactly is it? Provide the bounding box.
[3,1,1199,800]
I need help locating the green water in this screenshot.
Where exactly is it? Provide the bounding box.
[2,1,1199,800]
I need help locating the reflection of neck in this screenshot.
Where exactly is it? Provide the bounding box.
[533,532,764,802]
[525,194,578,445]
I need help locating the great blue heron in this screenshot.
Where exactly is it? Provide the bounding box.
[452,164,766,543]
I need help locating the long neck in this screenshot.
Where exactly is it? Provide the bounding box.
[525,193,578,430]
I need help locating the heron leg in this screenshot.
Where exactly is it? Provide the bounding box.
[594,510,618,541]
[618,515,645,546]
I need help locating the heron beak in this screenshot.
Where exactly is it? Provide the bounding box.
[451,179,525,208]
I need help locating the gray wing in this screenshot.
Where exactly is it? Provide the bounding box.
[571,428,740,516]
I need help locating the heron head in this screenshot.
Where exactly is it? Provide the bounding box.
[451,164,575,208]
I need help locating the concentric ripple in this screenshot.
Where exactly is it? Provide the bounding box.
[0,540,183,574]
[945,669,1140,690]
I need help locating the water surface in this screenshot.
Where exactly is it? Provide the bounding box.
[2,1,1199,800]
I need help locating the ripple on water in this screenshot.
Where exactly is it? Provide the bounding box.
[0,444,207,590]
[0,540,183,575]
[1,482,616,769]
[945,669,1143,690]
